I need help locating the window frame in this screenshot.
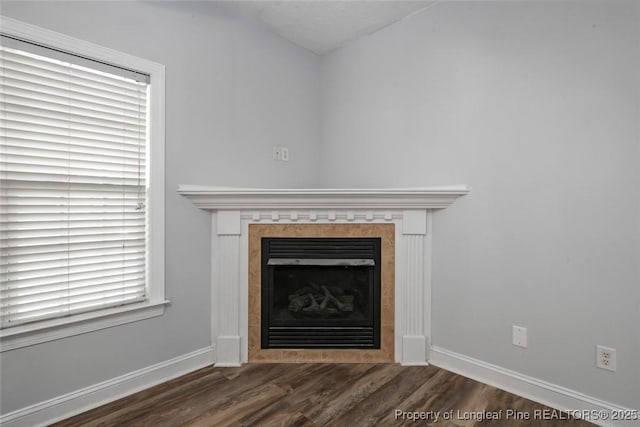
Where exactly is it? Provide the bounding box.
[0,16,167,351]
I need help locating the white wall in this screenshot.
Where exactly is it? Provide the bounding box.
[320,1,639,408]
[0,1,320,415]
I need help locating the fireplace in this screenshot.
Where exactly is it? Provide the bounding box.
[177,185,469,365]
[261,238,381,349]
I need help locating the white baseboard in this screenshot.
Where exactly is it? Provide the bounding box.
[429,346,639,427]
[0,346,214,427]
[3,345,635,427]
[213,362,242,367]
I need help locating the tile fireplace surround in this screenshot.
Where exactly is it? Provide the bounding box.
[178,186,468,366]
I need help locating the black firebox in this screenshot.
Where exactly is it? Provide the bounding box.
[261,237,381,349]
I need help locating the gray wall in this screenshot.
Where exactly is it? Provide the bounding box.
[319,1,640,409]
[2,0,639,417]
[0,1,320,414]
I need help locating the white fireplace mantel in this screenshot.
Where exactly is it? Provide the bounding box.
[177,185,469,210]
[178,185,468,366]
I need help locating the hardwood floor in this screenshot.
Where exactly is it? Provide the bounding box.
[53,364,593,427]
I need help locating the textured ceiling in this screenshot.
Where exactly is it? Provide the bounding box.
[218,1,437,54]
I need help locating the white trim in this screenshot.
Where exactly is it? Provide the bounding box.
[0,16,166,349]
[429,346,638,427]
[0,346,213,427]
[177,185,469,210]
[213,362,242,368]
[0,301,170,352]
[401,336,429,366]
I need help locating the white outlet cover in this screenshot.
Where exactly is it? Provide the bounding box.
[512,325,527,348]
[596,345,617,372]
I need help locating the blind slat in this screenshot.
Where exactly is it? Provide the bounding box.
[1,64,147,101]
[3,120,148,147]
[1,73,147,109]
[2,282,146,307]
[1,272,145,296]
[1,294,147,327]
[1,84,147,117]
[1,264,146,290]
[2,251,146,272]
[0,239,146,258]
[1,179,147,192]
[2,132,146,155]
[1,292,147,326]
[0,204,146,215]
[2,94,148,126]
[3,218,145,229]
[3,111,146,137]
[1,215,146,225]
[2,136,146,159]
[1,172,146,186]
[2,277,144,300]
[3,258,145,281]
[2,245,145,264]
[3,102,148,132]
[0,108,146,137]
[2,154,145,174]
[2,144,145,166]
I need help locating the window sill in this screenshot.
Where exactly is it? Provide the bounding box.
[0,300,170,352]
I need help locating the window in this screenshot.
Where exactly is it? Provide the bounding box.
[0,17,165,350]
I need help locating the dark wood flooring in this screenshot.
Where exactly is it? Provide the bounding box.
[53,363,593,427]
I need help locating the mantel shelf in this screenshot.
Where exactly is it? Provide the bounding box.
[177,185,469,210]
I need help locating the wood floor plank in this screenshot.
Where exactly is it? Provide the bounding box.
[130,364,309,427]
[186,383,289,427]
[393,372,492,427]
[52,367,228,427]
[323,365,445,426]
[231,398,316,427]
[61,370,231,427]
[278,363,378,414]
[297,363,403,423]
[53,363,595,427]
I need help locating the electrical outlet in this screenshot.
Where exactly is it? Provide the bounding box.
[596,345,616,372]
[512,325,527,348]
[272,145,289,161]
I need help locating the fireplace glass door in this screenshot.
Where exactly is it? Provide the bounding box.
[261,238,381,349]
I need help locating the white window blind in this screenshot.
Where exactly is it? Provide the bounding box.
[0,37,150,329]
